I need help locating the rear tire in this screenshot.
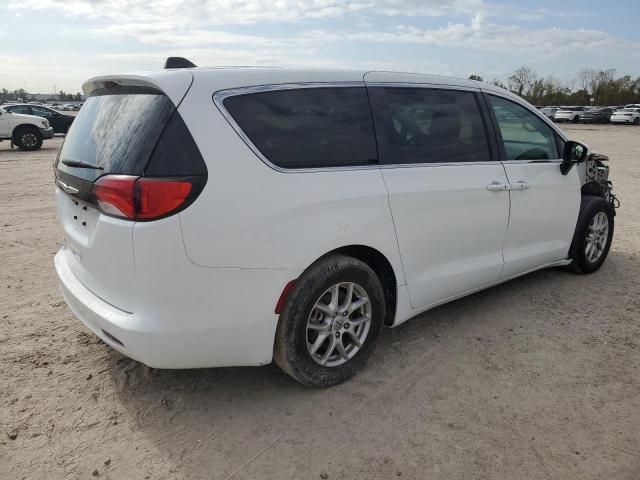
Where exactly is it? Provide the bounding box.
[634,117,639,125]
[273,254,385,387]
[13,127,43,151]
[572,115,580,123]
[565,196,614,274]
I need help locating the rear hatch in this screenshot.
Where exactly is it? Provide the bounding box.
[54,77,206,312]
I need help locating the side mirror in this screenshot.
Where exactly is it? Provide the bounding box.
[561,140,588,175]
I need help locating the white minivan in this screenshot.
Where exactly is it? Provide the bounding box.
[54,60,617,386]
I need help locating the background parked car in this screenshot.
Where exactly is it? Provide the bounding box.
[2,104,75,134]
[610,108,640,125]
[624,103,640,110]
[540,106,559,121]
[554,106,589,123]
[0,106,54,150]
[579,107,614,123]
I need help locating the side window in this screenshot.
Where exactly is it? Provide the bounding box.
[368,87,491,165]
[8,105,31,115]
[488,95,558,161]
[222,87,377,169]
[31,106,53,118]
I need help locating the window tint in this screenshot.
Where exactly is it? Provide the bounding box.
[368,87,491,165]
[222,87,377,169]
[8,105,31,115]
[488,95,557,161]
[31,106,53,118]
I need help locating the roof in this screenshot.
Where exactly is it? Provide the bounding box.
[82,66,509,100]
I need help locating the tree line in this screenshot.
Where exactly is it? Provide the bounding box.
[470,67,640,106]
[0,88,83,103]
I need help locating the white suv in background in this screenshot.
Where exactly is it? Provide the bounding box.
[0,106,54,150]
[54,60,617,386]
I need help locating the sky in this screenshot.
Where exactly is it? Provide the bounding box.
[0,0,639,93]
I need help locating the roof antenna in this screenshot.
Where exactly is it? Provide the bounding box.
[164,57,197,69]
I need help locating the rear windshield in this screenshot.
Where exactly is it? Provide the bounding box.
[56,87,175,181]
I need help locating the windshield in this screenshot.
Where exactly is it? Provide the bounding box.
[56,87,175,182]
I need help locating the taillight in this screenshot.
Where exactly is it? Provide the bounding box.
[93,175,196,221]
[93,175,137,219]
[136,178,192,220]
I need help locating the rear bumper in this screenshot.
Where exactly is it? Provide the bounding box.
[55,250,159,366]
[55,247,300,369]
[40,127,54,139]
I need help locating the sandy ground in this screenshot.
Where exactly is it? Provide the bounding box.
[1,125,639,480]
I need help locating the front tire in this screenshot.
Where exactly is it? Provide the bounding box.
[273,254,385,387]
[566,196,614,274]
[14,127,43,151]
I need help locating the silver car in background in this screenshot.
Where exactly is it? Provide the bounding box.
[540,106,559,121]
[554,106,589,123]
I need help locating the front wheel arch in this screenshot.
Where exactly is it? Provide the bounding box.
[565,195,614,274]
[12,125,43,151]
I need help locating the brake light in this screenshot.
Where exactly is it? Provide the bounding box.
[137,178,192,220]
[93,175,137,218]
[93,175,194,221]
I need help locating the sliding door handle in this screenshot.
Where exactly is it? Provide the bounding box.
[486,182,509,192]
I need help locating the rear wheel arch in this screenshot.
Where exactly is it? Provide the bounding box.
[333,245,397,327]
[303,245,398,327]
[273,252,386,386]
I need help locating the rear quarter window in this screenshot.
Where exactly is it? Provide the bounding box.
[221,87,378,169]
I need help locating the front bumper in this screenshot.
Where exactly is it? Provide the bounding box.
[40,126,54,139]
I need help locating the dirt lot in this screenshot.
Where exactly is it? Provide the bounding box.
[1,125,639,480]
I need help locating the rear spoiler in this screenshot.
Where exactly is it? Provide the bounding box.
[82,70,194,106]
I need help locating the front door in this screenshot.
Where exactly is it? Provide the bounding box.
[367,84,510,309]
[484,93,581,279]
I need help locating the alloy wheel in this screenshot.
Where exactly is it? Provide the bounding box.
[306,282,372,367]
[585,212,609,263]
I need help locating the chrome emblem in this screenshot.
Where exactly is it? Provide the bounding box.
[58,180,79,194]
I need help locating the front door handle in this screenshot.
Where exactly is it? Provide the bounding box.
[486,182,509,192]
[510,181,531,191]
